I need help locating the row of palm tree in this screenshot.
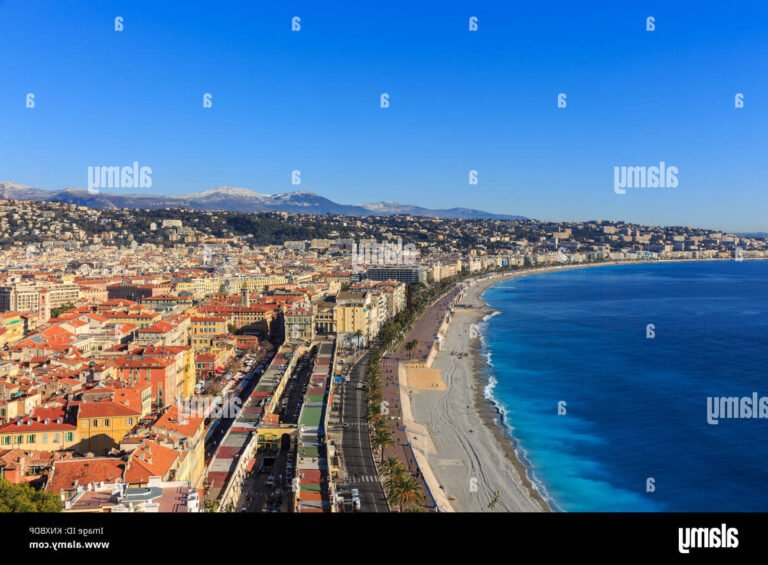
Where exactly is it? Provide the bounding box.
[362,277,494,512]
[360,283,447,512]
[369,413,394,462]
[380,457,425,512]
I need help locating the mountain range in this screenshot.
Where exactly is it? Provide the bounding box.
[0,182,524,220]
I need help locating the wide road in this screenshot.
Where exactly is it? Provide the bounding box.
[337,352,389,512]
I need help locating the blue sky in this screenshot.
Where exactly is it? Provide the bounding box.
[1,1,766,231]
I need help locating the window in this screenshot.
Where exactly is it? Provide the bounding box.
[1,436,10,446]
[42,433,48,444]
[14,435,21,444]
[92,420,98,428]
[127,418,134,426]
[53,433,60,444]
[28,434,36,444]
[65,432,74,442]
[103,419,110,427]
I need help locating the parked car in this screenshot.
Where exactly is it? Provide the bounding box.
[266,475,276,487]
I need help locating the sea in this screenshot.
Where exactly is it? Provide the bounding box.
[480,260,768,511]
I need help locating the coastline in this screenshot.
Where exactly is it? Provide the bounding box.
[406,258,763,512]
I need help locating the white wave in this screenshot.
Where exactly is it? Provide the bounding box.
[482,310,501,322]
[478,330,563,512]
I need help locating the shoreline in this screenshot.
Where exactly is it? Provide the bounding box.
[408,258,763,512]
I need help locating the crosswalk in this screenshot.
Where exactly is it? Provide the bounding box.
[343,421,369,428]
[344,474,381,484]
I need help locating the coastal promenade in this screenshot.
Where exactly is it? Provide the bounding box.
[379,286,464,511]
[408,274,546,512]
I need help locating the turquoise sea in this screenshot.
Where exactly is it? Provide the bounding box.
[481,260,768,511]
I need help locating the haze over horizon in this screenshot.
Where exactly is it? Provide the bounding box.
[1,1,767,231]
[0,179,762,235]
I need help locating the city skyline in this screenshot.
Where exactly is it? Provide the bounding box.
[2,1,767,231]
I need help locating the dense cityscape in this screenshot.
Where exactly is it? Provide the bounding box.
[0,197,764,513]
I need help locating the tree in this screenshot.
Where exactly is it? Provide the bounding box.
[353,329,364,350]
[381,457,406,492]
[50,303,75,319]
[0,479,63,512]
[371,425,394,464]
[389,475,424,512]
[405,339,419,359]
[488,490,501,510]
[381,456,405,477]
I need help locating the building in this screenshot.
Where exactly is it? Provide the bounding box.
[366,265,426,284]
[0,283,80,313]
[334,290,376,346]
[0,409,78,451]
[284,307,315,342]
[74,400,142,454]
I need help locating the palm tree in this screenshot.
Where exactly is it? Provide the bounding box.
[488,490,501,510]
[381,457,407,492]
[390,475,424,512]
[381,456,405,478]
[371,425,394,464]
[405,339,419,359]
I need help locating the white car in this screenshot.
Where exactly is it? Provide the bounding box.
[351,488,360,498]
[266,475,276,487]
[352,497,361,511]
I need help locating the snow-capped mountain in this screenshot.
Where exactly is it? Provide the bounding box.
[0,182,524,220]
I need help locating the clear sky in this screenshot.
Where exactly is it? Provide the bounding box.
[1,1,766,232]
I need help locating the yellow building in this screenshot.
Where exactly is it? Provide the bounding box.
[141,345,197,400]
[152,407,206,487]
[75,401,141,454]
[334,290,374,340]
[0,414,78,451]
[103,311,162,329]
[191,316,228,350]
[0,392,41,424]
[0,312,24,347]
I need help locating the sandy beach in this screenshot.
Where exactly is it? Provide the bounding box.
[403,260,753,512]
[406,263,641,512]
[406,271,550,512]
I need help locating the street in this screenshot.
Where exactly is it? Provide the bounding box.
[337,352,389,512]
